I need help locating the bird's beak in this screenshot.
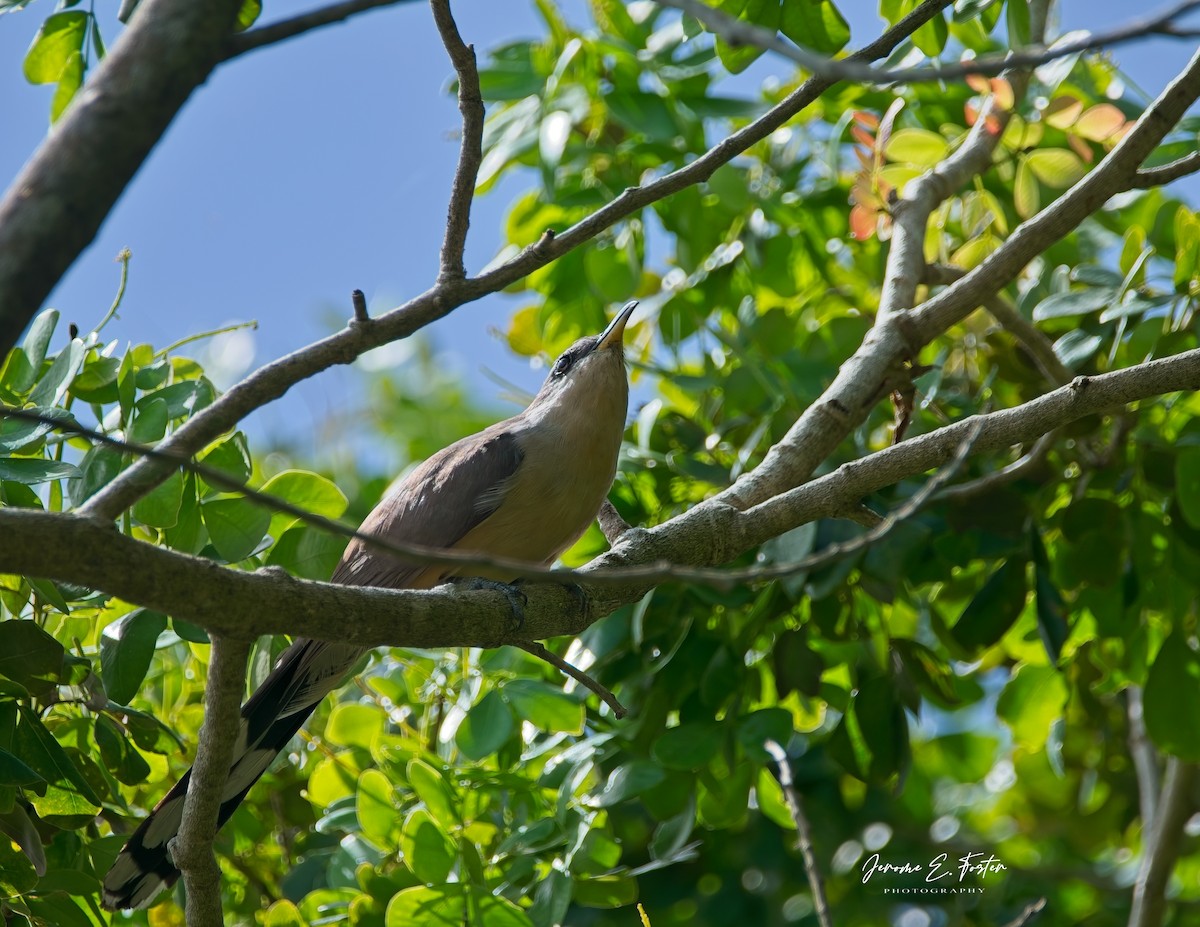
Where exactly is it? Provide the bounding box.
[596,300,638,352]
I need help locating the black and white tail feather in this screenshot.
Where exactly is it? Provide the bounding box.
[101,638,365,910]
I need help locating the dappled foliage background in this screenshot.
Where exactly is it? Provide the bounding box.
[3,1,1200,925]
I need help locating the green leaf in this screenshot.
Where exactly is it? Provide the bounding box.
[28,339,84,408]
[325,703,383,749]
[21,309,59,373]
[198,431,252,489]
[885,127,949,167]
[261,469,348,520]
[502,678,584,734]
[592,759,665,807]
[68,445,123,506]
[0,747,44,787]
[456,689,515,760]
[23,11,87,84]
[1176,447,1200,529]
[100,610,166,705]
[0,834,38,898]
[572,874,639,908]
[400,809,456,883]
[129,397,168,444]
[93,714,151,785]
[0,458,80,485]
[1026,149,1087,188]
[1144,630,1200,760]
[200,496,270,562]
[779,0,849,54]
[950,559,1027,654]
[406,758,459,828]
[1053,330,1103,369]
[131,468,184,528]
[0,803,46,877]
[264,523,347,580]
[0,620,65,696]
[651,723,722,771]
[0,406,73,453]
[606,90,678,141]
[357,768,397,846]
[911,8,948,56]
[1031,287,1116,321]
[1006,0,1030,45]
[49,49,83,123]
[14,705,102,815]
[755,767,796,830]
[234,0,261,31]
[996,664,1067,752]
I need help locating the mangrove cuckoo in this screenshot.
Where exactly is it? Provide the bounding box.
[102,300,637,910]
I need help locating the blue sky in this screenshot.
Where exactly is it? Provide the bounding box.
[2,1,1198,466]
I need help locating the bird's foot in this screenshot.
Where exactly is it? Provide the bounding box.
[455,577,528,631]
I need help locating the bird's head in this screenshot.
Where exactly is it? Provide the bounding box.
[527,300,637,414]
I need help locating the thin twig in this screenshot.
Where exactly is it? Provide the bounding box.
[657,0,1200,86]
[515,641,627,718]
[1127,686,1160,828]
[937,430,1057,501]
[1002,898,1048,927]
[926,263,1073,387]
[430,0,485,282]
[223,0,417,60]
[1130,150,1200,188]
[74,0,950,523]
[351,289,370,322]
[764,740,831,927]
[171,635,252,927]
[1129,759,1198,927]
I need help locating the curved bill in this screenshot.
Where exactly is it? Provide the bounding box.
[596,300,639,351]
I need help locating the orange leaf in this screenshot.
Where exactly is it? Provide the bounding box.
[1076,103,1126,142]
[850,203,877,240]
[1067,133,1094,163]
[853,110,880,130]
[990,77,1015,111]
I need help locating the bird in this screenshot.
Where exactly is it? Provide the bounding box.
[101,300,637,910]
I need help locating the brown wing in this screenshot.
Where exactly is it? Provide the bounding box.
[330,422,524,589]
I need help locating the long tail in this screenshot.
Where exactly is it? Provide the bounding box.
[102,639,365,910]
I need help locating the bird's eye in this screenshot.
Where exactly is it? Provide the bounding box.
[551,353,574,378]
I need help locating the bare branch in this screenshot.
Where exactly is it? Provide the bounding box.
[171,635,252,927]
[223,0,416,60]
[0,0,248,356]
[1131,150,1200,188]
[515,642,627,718]
[6,346,1200,649]
[764,740,831,927]
[430,0,485,282]
[597,500,634,545]
[351,288,370,322]
[1129,759,1198,927]
[656,0,1200,86]
[926,262,1073,387]
[937,430,1057,502]
[75,1,950,522]
[1127,686,1161,828]
[1003,899,1047,927]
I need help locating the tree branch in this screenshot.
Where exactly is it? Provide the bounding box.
[1129,759,1198,927]
[936,430,1057,502]
[720,45,1200,513]
[656,0,1200,86]
[6,347,1200,646]
[1127,686,1160,829]
[514,642,627,718]
[170,635,251,927]
[430,0,484,282]
[222,0,417,60]
[764,740,831,927]
[0,0,247,356]
[1003,899,1047,927]
[1130,150,1200,188]
[74,0,951,522]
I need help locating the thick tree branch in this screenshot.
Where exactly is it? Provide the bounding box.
[0,0,247,356]
[1129,759,1198,927]
[6,347,1200,646]
[222,0,416,60]
[75,0,951,522]
[171,635,251,927]
[430,0,484,283]
[657,0,1200,86]
[721,45,1200,512]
